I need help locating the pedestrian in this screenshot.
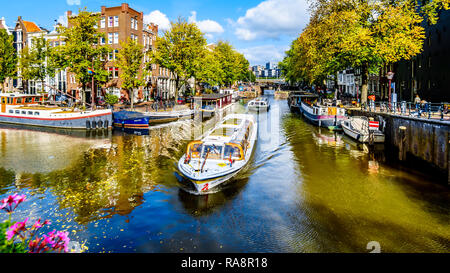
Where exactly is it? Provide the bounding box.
[414,94,421,105]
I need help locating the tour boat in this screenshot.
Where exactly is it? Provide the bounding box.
[342,116,385,144]
[178,114,258,194]
[113,111,150,129]
[0,93,112,130]
[299,96,347,128]
[247,98,270,112]
[145,109,194,125]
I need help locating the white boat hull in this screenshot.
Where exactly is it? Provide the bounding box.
[342,121,385,143]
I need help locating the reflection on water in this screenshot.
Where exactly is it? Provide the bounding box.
[0,98,448,253]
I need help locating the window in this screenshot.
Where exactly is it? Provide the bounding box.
[114,68,119,78]
[114,16,119,27]
[34,112,40,116]
[108,16,114,27]
[27,111,33,115]
[100,37,105,45]
[114,33,119,44]
[109,51,113,61]
[15,110,20,114]
[8,110,13,114]
[108,33,113,45]
[21,111,26,115]
[114,49,119,60]
[100,17,105,28]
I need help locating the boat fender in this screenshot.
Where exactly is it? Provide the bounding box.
[92,121,97,129]
[86,120,91,130]
[98,120,103,129]
[104,120,109,129]
[356,134,361,141]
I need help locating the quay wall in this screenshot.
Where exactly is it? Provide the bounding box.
[348,109,450,183]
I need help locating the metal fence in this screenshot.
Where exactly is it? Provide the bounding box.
[361,101,450,121]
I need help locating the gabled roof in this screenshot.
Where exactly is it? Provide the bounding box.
[22,21,42,33]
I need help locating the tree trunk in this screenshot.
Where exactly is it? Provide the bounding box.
[361,63,369,106]
[130,88,134,110]
[82,83,86,107]
[175,75,180,101]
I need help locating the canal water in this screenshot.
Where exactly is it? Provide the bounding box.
[0,96,448,253]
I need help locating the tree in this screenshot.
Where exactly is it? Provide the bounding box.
[116,38,145,110]
[193,49,224,90]
[55,8,110,106]
[27,36,55,93]
[151,17,206,100]
[17,46,33,92]
[0,30,16,92]
[283,0,437,104]
[214,41,240,87]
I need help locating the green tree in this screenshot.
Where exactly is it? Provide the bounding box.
[0,30,17,92]
[151,17,206,100]
[116,38,145,110]
[28,36,55,93]
[193,49,224,90]
[55,8,110,106]
[214,41,240,87]
[17,46,33,92]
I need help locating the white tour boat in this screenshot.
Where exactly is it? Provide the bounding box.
[247,98,270,112]
[342,116,385,144]
[178,114,258,194]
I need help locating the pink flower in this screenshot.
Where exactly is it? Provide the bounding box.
[31,218,51,230]
[28,236,50,253]
[0,194,27,213]
[6,218,29,240]
[42,230,70,253]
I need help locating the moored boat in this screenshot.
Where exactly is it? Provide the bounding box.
[145,109,194,125]
[342,116,385,144]
[113,111,149,129]
[0,93,112,130]
[247,97,270,112]
[178,114,258,194]
[298,95,347,128]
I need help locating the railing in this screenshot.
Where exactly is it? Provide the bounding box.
[361,101,450,121]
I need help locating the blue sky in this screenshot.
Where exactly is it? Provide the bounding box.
[1,0,310,66]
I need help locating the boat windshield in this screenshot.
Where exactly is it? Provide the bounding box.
[224,144,243,160]
[202,145,223,160]
[223,118,242,126]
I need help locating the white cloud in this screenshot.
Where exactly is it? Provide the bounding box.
[188,11,224,39]
[144,10,171,31]
[238,44,289,66]
[233,0,309,41]
[66,0,80,5]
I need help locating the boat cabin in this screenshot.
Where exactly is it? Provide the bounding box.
[0,93,44,113]
[193,93,233,111]
[185,117,254,162]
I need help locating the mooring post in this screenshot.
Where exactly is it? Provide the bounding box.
[399,126,407,161]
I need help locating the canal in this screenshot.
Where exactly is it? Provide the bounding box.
[0,96,449,253]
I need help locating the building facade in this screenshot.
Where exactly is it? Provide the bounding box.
[394,9,450,102]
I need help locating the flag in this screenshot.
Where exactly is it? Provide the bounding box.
[88,67,95,75]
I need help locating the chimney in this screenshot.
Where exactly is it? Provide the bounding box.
[121,3,129,12]
[101,6,106,14]
[67,11,72,17]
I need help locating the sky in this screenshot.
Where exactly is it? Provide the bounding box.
[1,0,311,66]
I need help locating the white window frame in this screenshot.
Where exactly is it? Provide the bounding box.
[100,17,105,28]
[114,16,119,27]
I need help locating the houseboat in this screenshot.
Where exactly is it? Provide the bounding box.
[297,94,347,128]
[178,114,258,194]
[0,93,112,130]
[193,93,233,118]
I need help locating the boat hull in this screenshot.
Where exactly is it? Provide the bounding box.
[113,111,149,129]
[342,122,385,143]
[0,112,112,130]
[178,158,246,193]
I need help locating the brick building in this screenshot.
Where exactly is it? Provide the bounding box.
[66,3,166,104]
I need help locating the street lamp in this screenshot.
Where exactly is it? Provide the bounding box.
[387,71,395,107]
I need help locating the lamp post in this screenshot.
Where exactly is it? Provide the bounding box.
[387,71,395,108]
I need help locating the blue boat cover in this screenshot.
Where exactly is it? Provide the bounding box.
[113,111,147,121]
